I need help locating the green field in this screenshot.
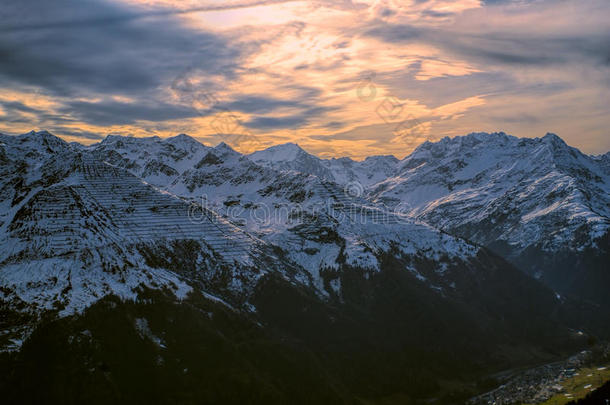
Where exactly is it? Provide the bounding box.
[531,365,610,405]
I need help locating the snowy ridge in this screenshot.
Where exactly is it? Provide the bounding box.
[0,133,309,318]
[85,134,483,298]
[248,143,399,187]
[2,129,607,323]
[3,132,483,302]
[371,132,609,252]
[223,131,610,301]
[91,133,212,188]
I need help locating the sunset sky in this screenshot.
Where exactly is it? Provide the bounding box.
[1,0,609,159]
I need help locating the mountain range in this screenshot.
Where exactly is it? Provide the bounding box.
[0,129,608,404]
[245,132,610,308]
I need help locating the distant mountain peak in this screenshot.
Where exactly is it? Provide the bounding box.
[164,133,199,144]
[163,133,208,152]
[213,141,241,159]
[331,156,354,163]
[411,132,573,157]
[215,141,236,151]
[20,129,58,139]
[101,134,161,145]
[249,142,311,162]
[363,155,399,163]
[278,142,304,150]
[541,132,567,147]
[32,129,51,136]
[542,132,561,140]
[166,133,192,140]
[15,130,68,149]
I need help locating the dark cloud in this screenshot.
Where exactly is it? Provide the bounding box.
[59,100,203,126]
[49,127,105,141]
[0,97,203,129]
[365,24,421,42]
[481,0,533,4]
[0,100,42,114]
[0,0,295,34]
[380,71,513,108]
[244,107,333,130]
[0,116,32,125]
[376,68,572,109]
[379,8,396,18]
[0,100,46,124]
[421,10,454,18]
[223,96,304,114]
[482,113,540,124]
[442,35,567,66]
[311,123,395,142]
[224,85,333,130]
[244,116,305,129]
[319,121,345,130]
[0,0,239,98]
[311,122,422,154]
[365,22,610,68]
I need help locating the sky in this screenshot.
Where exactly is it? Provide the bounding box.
[0,0,609,159]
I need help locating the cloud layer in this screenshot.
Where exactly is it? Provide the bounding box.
[1,0,608,158]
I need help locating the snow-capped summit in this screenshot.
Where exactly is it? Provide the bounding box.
[326,154,399,186]
[248,142,334,180]
[214,141,241,159]
[0,131,313,317]
[381,131,609,235]
[163,133,205,151]
[249,142,306,162]
[371,131,610,304]
[248,143,399,186]
[101,134,161,145]
[14,130,69,149]
[403,131,512,165]
[541,131,565,144]
[0,130,72,163]
[92,133,212,186]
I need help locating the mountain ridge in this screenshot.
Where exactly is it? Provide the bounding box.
[3,129,608,310]
[0,128,604,403]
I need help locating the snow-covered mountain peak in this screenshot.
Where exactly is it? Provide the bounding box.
[249,143,400,186]
[541,132,565,145]
[363,155,399,164]
[400,131,596,176]
[212,142,243,162]
[248,142,333,180]
[13,130,69,149]
[411,131,514,156]
[21,129,53,137]
[214,141,239,153]
[371,132,609,301]
[100,134,161,145]
[163,133,206,149]
[248,142,312,163]
[331,156,354,164]
[89,134,212,188]
[166,133,195,142]
[0,130,72,164]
